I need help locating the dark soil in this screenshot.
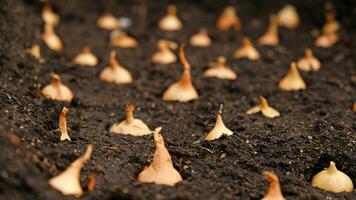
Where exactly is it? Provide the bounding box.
[0,0,355,199]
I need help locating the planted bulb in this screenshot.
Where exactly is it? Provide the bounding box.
[190,28,212,47]
[311,161,353,193]
[97,12,119,30]
[49,144,93,196]
[297,48,321,71]
[137,127,182,186]
[217,6,241,31]
[110,104,151,136]
[278,62,306,91]
[315,30,338,48]
[42,24,63,52]
[277,4,300,29]
[99,50,133,84]
[159,5,183,31]
[152,39,177,64]
[234,37,260,61]
[42,3,59,27]
[26,44,44,63]
[261,171,285,200]
[42,73,74,102]
[203,56,237,80]
[322,13,340,34]
[110,30,138,48]
[162,44,199,102]
[246,96,280,118]
[258,14,279,46]
[73,47,98,66]
[315,13,339,48]
[205,105,233,141]
[59,107,71,141]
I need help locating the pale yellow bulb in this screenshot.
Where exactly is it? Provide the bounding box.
[246,96,280,118]
[97,13,119,30]
[41,74,73,102]
[159,5,182,31]
[162,44,199,102]
[110,105,151,136]
[137,127,182,186]
[152,40,177,64]
[100,50,133,84]
[190,28,212,47]
[73,47,98,66]
[277,4,300,29]
[278,63,306,91]
[312,161,353,193]
[203,57,237,80]
[205,105,233,141]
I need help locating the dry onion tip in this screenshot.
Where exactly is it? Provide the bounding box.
[189,28,212,47]
[99,50,133,84]
[109,104,151,136]
[110,30,138,48]
[246,96,280,118]
[152,39,177,64]
[277,4,300,29]
[137,127,182,186]
[158,4,183,31]
[216,6,241,31]
[314,30,338,48]
[261,171,285,200]
[278,62,306,91]
[97,12,119,30]
[234,37,260,61]
[73,47,98,67]
[297,48,321,71]
[162,44,199,102]
[42,2,59,27]
[59,107,71,141]
[42,73,74,102]
[311,161,353,193]
[258,14,279,46]
[205,105,233,141]
[49,144,93,196]
[203,56,237,80]
[26,44,44,63]
[42,24,63,52]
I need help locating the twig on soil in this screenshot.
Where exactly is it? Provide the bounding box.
[59,107,71,141]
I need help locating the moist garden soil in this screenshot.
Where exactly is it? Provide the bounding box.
[0,0,355,199]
